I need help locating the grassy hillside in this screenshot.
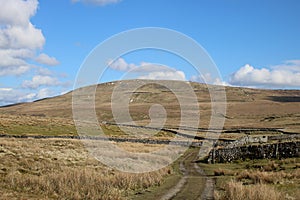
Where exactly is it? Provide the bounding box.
[0,80,300,135]
[0,80,299,199]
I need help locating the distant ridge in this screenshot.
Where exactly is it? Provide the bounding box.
[0,79,299,131]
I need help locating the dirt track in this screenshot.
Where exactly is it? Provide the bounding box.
[160,148,214,200]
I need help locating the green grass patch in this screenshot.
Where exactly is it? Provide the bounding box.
[198,157,300,199]
[0,124,77,136]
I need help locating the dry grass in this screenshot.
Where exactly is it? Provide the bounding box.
[116,142,166,153]
[214,168,235,176]
[236,169,300,184]
[0,138,172,199]
[0,114,76,135]
[215,180,284,200]
[101,124,174,139]
[3,169,123,200]
[3,167,169,200]
[202,158,300,200]
[262,160,280,171]
[1,80,300,131]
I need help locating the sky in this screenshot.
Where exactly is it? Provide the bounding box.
[0,0,300,105]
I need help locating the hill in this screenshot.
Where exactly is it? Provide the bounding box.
[0,80,300,135]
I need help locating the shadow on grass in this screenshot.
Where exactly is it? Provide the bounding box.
[268,96,300,103]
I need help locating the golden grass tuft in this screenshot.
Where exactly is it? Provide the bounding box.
[236,169,300,184]
[262,161,279,171]
[214,168,235,176]
[0,138,172,199]
[225,181,283,200]
[215,180,284,200]
[3,167,170,200]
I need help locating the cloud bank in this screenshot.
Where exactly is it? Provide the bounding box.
[107,58,186,81]
[0,0,65,106]
[107,58,136,71]
[0,87,55,106]
[0,0,60,76]
[190,73,228,86]
[22,75,62,89]
[35,53,60,66]
[230,60,300,88]
[0,0,47,76]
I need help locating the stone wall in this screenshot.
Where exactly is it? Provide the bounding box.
[208,141,300,163]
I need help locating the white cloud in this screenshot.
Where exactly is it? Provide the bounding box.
[36,88,54,99]
[108,58,187,81]
[139,71,186,81]
[213,78,229,86]
[0,88,13,92]
[0,65,31,76]
[71,0,121,6]
[0,49,33,66]
[0,88,20,105]
[137,64,186,81]
[22,92,36,101]
[22,75,61,89]
[0,87,55,106]
[0,87,32,105]
[0,0,59,77]
[0,0,63,106]
[190,73,229,86]
[0,22,45,49]
[272,60,300,71]
[36,67,53,76]
[0,0,38,26]
[107,58,136,71]
[35,53,60,66]
[230,60,300,88]
[0,49,33,76]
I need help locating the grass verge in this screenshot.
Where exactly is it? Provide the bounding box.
[198,157,300,200]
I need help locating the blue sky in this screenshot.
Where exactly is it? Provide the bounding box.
[0,0,300,105]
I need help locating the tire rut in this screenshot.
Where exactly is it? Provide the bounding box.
[161,149,215,200]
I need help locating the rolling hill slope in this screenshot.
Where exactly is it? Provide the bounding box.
[1,80,300,135]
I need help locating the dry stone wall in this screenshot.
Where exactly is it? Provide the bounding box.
[208,141,300,163]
